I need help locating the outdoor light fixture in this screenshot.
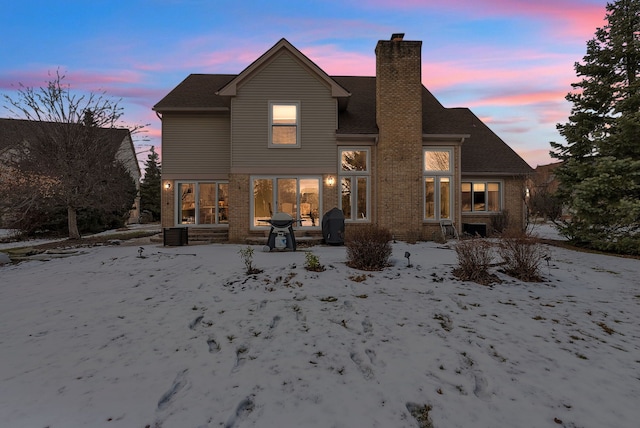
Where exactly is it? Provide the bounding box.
[326,176,335,186]
[404,251,412,267]
[164,182,171,190]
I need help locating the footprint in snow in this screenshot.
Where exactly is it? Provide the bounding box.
[269,315,281,330]
[157,369,189,411]
[189,315,204,330]
[365,348,385,367]
[473,372,490,400]
[362,317,373,335]
[224,395,255,428]
[207,336,220,353]
[232,345,249,373]
[350,351,375,380]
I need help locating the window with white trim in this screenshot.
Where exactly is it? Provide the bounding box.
[269,102,300,147]
[462,181,501,212]
[251,177,321,228]
[424,148,453,221]
[339,148,370,221]
[177,181,228,225]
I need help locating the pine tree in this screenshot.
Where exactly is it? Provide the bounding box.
[550,0,640,254]
[139,146,162,221]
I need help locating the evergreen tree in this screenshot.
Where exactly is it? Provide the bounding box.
[550,0,640,254]
[139,146,162,221]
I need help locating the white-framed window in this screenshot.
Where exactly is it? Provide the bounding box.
[462,181,502,212]
[251,176,321,228]
[339,148,370,221]
[177,181,228,225]
[269,102,300,147]
[424,148,453,221]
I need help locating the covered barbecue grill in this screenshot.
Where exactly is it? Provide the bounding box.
[262,212,298,251]
[322,207,345,245]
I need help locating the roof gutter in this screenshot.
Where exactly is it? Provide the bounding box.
[422,134,470,143]
[335,133,379,144]
[151,107,230,113]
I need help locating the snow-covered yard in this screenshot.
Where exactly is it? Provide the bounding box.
[1,228,639,427]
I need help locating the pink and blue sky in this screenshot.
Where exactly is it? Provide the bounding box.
[0,0,609,168]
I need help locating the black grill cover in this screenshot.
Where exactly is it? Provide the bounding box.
[322,207,345,245]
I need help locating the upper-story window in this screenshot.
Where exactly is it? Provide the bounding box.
[425,150,451,172]
[269,102,300,147]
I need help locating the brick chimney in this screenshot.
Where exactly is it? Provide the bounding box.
[375,33,423,240]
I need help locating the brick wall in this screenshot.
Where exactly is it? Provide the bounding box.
[161,180,174,228]
[228,174,250,243]
[375,37,423,240]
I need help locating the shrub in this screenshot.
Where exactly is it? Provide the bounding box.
[304,251,325,272]
[238,246,262,275]
[345,225,392,271]
[497,230,547,282]
[490,209,510,235]
[453,237,497,285]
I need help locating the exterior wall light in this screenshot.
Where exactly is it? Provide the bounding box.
[326,176,335,186]
[164,182,171,190]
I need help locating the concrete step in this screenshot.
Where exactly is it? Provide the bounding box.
[152,227,229,245]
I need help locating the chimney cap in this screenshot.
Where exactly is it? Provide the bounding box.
[391,33,405,41]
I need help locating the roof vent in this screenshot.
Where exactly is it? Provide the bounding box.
[391,33,405,41]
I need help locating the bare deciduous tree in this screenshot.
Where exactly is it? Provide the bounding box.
[2,70,144,239]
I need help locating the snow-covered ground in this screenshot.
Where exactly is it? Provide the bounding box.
[1,226,639,427]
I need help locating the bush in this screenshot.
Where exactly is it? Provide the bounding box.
[238,246,262,275]
[490,210,510,235]
[345,225,392,271]
[304,251,325,272]
[453,237,497,285]
[497,230,548,282]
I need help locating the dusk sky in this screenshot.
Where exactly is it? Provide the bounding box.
[1,0,609,169]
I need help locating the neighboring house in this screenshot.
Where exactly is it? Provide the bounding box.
[527,161,566,220]
[0,117,141,225]
[530,162,562,194]
[153,34,533,242]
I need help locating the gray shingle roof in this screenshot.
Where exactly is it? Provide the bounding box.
[0,117,131,155]
[153,74,532,175]
[153,74,235,111]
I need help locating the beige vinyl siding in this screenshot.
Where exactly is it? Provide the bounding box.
[162,113,230,176]
[231,51,337,171]
[116,135,141,184]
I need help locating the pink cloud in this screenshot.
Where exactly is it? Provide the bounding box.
[481,116,529,126]
[301,45,375,76]
[0,68,146,93]
[469,90,567,108]
[423,53,577,92]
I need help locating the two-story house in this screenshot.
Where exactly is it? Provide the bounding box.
[153,34,533,243]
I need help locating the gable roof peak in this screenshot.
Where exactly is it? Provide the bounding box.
[216,38,350,98]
